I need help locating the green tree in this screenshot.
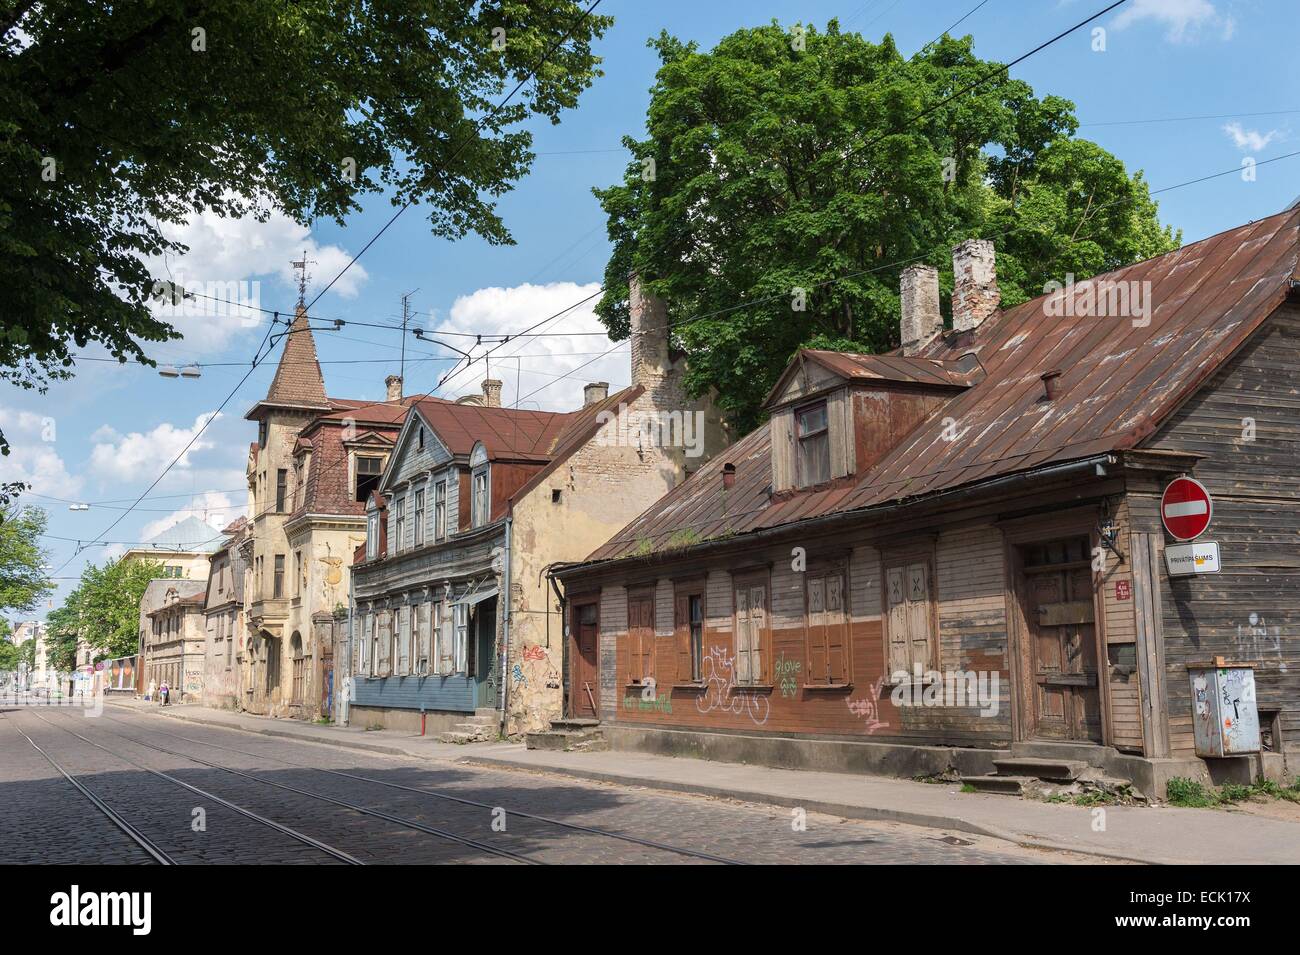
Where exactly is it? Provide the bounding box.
[18,636,34,670]
[56,558,163,661]
[0,619,16,669]
[594,23,1179,432]
[0,504,52,613]
[0,0,613,452]
[45,602,79,672]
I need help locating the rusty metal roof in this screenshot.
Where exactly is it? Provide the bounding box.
[590,207,1300,561]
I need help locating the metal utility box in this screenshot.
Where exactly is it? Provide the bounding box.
[1189,666,1260,757]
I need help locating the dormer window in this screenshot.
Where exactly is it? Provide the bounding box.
[472,468,489,527]
[795,400,830,487]
[355,455,383,502]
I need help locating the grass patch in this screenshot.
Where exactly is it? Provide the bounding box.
[1166,776,1300,808]
[960,783,977,794]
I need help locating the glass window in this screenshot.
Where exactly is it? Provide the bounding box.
[355,455,383,503]
[796,401,831,487]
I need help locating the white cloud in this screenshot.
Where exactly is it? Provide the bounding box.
[0,406,84,498]
[89,412,222,483]
[1112,0,1229,42]
[1222,122,1279,153]
[140,491,243,541]
[429,282,629,412]
[144,205,369,355]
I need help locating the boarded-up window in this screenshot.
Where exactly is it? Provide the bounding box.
[627,591,655,684]
[416,602,431,675]
[806,566,849,684]
[377,612,391,677]
[886,559,936,679]
[674,584,705,683]
[734,574,769,685]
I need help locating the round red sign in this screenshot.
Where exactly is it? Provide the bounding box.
[1161,477,1212,541]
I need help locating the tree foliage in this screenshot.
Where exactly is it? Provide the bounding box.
[51,557,164,662]
[0,503,51,613]
[594,22,1180,432]
[0,0,613,451]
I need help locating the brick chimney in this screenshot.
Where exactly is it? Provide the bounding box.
[481,379,502,407]
[900,264,943,356]
[952,239,999,334]
[628,271,670,389]
[583,381,609,407]
[385,374,402,402]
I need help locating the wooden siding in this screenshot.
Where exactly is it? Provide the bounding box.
[597,527,1012,746]
[1142,304,1300,758]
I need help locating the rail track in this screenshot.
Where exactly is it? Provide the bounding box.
[103,707,745,865]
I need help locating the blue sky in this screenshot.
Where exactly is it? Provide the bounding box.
[4,0,1297,617]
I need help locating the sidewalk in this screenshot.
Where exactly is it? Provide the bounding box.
[112,700,1300,865]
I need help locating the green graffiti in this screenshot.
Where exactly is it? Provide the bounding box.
[775,653,801,698]
[622,692,672,714]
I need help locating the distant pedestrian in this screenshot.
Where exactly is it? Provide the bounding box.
[145,680,156,701]
[159,682,170,705]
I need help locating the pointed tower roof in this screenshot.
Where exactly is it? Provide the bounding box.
[247,305,332,419]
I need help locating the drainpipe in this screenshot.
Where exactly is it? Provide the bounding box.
[498,509,512,737]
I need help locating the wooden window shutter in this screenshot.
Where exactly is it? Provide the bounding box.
[825,572,848,684]
[887,566,909,676]
[674,591,692,683]
[750,582,768,683]
[906,562,933,671]
[734,585,752,684]
[806,575,828,683]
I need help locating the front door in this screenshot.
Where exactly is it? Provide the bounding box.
[572,602,599,719]
[1020,536,1102,742]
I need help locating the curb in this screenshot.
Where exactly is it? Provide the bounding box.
[107,702,426,759]
[459,754,1173,866]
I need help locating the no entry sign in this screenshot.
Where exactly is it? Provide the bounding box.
[1161,477,1213,541]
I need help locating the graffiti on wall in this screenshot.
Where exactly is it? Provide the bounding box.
[845,676,889,734]
[1235,613,1282,659]
[696,645,769,726]
[775,652,801,698]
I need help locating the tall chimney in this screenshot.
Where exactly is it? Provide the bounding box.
[952,239,999,334]
[900,264,943,356]
[583,381,609,407]
[628,271,669,389]
[481,379,502,408]
[385,374,403,402]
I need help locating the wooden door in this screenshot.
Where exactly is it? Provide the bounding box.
[1021,537,1102,742]
[573,602,599,718]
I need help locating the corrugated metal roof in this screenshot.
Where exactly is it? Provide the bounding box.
[590,207,1300,561]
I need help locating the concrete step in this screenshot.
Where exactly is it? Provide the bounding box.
[550,718,600,731]
[1009,740,1113,769]
[992,757,1089,782]
[526,728,606,752]
[437,730,488,744]
[961,775,1036,796]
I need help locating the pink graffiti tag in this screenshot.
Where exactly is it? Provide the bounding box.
[846,676,889,734]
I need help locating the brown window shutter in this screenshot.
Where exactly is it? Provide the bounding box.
[806,575,828,683]
[825,572,849,683]
[674,592,692,683]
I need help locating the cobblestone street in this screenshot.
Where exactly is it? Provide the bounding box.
[0,704,1102,865]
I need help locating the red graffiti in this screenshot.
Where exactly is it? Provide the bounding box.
[522,645,546,662]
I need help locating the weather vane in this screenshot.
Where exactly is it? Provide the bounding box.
[290,250,316,308]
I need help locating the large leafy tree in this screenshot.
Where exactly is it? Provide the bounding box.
[0,0,613,452]
[594,23,1179,431]
[0,503,51,613]
[50,557,163,661]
